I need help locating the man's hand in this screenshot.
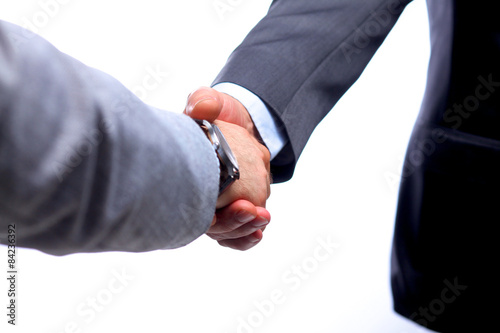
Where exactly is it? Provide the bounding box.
[185,87,272,251]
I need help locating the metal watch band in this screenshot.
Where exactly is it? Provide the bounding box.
[194,119,240,195]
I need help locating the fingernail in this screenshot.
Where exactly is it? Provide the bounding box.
[185,97,217,115]
[185,103,194,115]
[236,211,256,223]
[250,236,261,243]
[252,217,269,227]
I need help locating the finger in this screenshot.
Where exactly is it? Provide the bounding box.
[186,87,253,132]
[217,230,264,251]
[209,200,258,234]
[207,216,269,241]
[208,205,270,241]
[184,87,222,122]
[255,206,271,223]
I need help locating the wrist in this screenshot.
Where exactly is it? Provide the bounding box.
[225,93,269,154]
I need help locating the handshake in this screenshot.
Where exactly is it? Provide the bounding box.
[183,87,272,251]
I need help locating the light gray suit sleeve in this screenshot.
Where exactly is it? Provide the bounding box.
[214,0,412,182]
[0,21,219,255]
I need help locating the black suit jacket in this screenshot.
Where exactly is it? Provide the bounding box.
[214,0,500,331]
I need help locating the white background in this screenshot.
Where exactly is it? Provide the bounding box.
[0,0,433,332]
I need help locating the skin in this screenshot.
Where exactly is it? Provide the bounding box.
[184,87,272,251]
[215,119,271,209]
[209,199,271,251]
[185,87,259,137]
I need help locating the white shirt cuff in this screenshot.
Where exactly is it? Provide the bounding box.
[212,82,287,160]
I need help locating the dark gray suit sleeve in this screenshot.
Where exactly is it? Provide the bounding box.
[0,21,219,255]
[214,0,412,182]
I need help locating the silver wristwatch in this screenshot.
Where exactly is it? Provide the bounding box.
[195,119,240,195]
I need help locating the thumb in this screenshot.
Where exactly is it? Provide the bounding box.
[184,87,222,123]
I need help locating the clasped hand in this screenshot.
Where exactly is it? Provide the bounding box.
[184,87,271,251]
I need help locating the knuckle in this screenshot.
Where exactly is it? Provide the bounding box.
[207,233,222,241]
